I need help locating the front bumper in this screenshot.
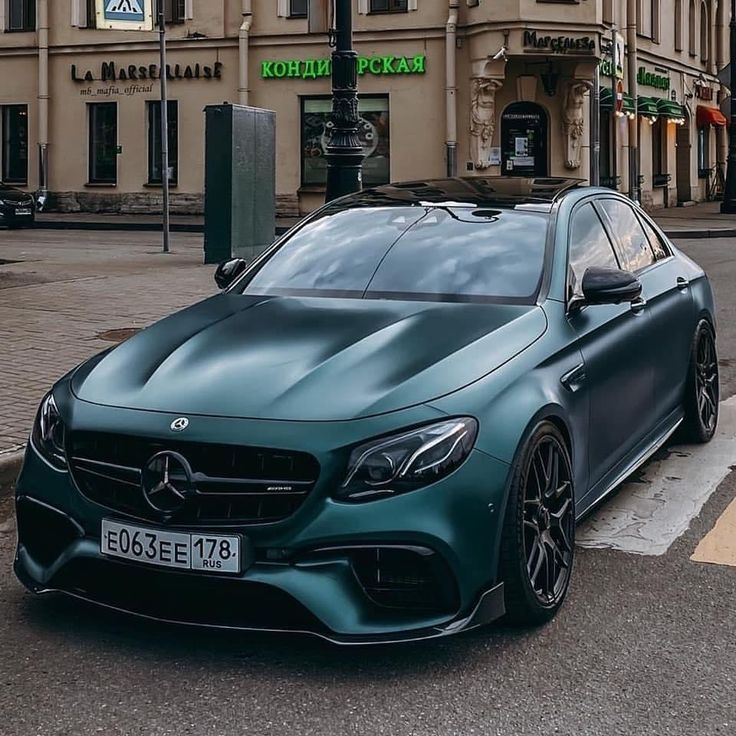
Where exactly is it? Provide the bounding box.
[0,202,35,226]
[15,405,512,645]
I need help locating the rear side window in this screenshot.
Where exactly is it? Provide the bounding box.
[599,199,656,272]
[637,214,670,260]
[568,203,619,298]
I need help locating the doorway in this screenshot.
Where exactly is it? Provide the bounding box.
[500,102,549,177]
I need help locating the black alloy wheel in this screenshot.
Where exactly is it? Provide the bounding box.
[498,422,575,626]
[683,320,719,443]
[523,437,575,605]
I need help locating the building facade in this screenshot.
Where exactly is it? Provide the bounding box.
[0,0,728,215]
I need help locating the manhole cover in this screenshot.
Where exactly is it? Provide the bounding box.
[97,327,141,343]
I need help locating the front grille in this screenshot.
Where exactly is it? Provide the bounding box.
[68,431,320,526]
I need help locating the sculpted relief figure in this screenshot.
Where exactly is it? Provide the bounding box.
[562,81,588,169]
[470,78,503,169]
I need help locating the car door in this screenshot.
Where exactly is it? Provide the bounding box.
[598,199,693,424]
[566,201,655,491]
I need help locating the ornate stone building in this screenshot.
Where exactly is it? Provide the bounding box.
[0,0,728,214]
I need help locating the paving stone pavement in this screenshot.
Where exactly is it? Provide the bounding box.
[0,229,213,454]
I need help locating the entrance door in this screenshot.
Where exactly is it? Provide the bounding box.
[501,102,549,177]
[676,113,692,203]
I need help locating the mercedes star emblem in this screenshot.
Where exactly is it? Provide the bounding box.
[141,451,196,514]
[170,417,189,432]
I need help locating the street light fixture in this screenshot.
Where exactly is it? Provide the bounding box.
[721,0,736,212]
[324,0,364,202]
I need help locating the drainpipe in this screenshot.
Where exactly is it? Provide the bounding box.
[445,0,459,177]
[238,0,252,106]
[626,0,639,202]
[37,0,49,206]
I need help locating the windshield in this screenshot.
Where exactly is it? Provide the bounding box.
[238,204,550,303]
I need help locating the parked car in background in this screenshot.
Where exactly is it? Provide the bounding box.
[0,183,35,228]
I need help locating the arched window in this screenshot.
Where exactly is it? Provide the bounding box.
[675,0,683,50]
[700,1,709,61]
[689,0,697,55]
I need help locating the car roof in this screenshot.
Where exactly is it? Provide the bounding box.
[334,177,587,212]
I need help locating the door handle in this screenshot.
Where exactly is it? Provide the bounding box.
[676,276,690,291]
[630,297,647,314]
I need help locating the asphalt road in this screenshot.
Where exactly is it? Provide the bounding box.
[1,237,735,736]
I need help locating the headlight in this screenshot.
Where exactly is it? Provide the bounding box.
[336,417,478,502]
[31,393,67,469]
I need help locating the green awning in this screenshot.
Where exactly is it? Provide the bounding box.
[598,88,635,115]
[656,99,685,119]
[637,96,659,117]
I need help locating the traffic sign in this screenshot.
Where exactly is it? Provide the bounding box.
[96,0,154,31]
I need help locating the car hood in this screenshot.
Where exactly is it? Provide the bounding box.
[0,186,33,203]
[72,294,547,421]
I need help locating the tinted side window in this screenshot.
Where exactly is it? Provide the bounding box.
[599,200,656,272]
[638,214,670,260]
[568,203,619,298]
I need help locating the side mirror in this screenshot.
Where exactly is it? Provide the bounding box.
[214,258,247,290]
[581,267,642,306]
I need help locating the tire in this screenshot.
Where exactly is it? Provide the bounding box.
[682,319,719,443]
[498,422,575,626]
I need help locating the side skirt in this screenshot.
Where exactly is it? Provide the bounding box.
[575,412,684,522]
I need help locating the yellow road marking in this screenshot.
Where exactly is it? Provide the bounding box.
[691,494,736,567]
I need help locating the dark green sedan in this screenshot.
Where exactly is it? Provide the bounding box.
[15,178,718,644]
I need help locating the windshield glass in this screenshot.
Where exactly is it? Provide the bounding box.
[239,205,549,303]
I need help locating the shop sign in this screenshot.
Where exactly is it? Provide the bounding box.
[637,66,670,91]
[522,30,596,54]
[71,61,223,83]
[696,84,713,100]
[260,55,426,80]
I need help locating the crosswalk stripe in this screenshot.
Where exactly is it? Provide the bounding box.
[576,396,736,556]
[691,494,736,567]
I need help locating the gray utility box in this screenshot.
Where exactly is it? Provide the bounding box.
[203,104,276,265]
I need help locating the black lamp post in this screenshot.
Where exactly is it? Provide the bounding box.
[721,0,736,212]
[324,0,364,202]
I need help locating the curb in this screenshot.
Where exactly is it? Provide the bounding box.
[662,228,736,239]
[34,221,292,236]
[0,448,24,497]
[35,220,203,233]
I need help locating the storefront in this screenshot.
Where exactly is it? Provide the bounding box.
[0,1,729,215]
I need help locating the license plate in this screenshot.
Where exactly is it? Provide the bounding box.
[15,207,32,215]
[101,519,240,574]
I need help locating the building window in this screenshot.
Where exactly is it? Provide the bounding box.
[689,0,697,55]
[301,96,390,188]
[147,100,178,185]
[369,0,408,12]
[164,0,185,24]
[698,127,710,176]
[675,0,683,50]
[700,1,709,61]
[652,0,660,42]
[88,102,118,185]
[289,0,308,17]
[1,105,28,184]
[7,0,36,31]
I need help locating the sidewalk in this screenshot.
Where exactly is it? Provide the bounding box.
[0,228,213,469]
[32,201,736,239]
